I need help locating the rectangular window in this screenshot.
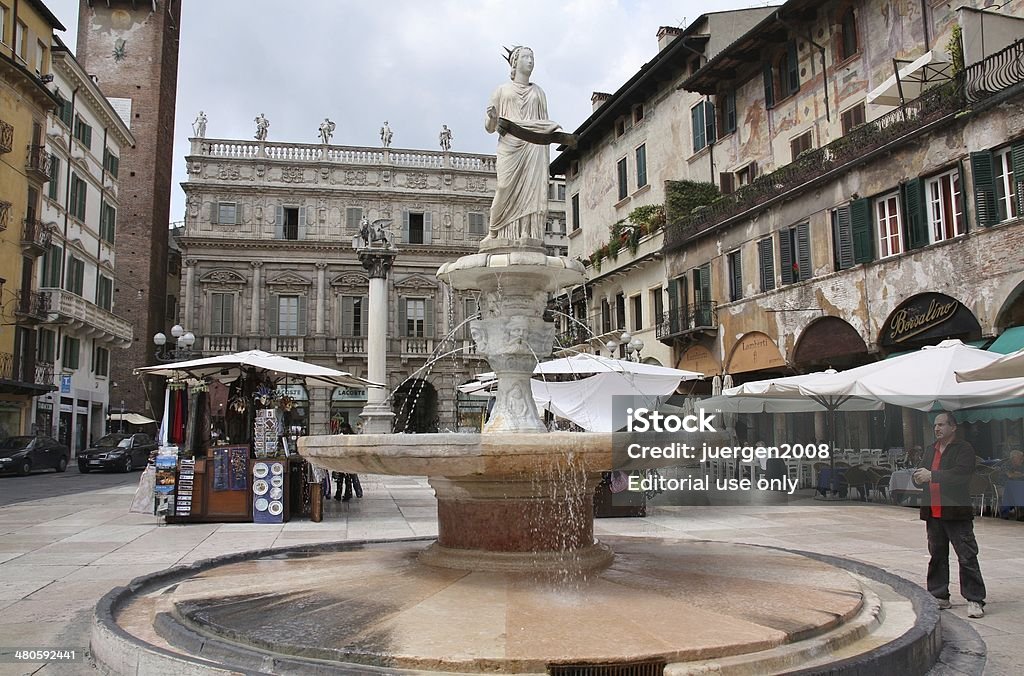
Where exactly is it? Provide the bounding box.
[650,287,663,326]
[56,94,73,127]
[779,223,811,284]
[69,173,87,221]
[691,100,716,153]
[68,257,85,295]
[571,193,580,232]
[217,202,237,225]
[841,102,866,135]
[635,144,648,189]
[615,292,626,330]
[718,90,737,135]
[601,298,611,334]
[875,192,903,258]
[14,20,25,61]
[38,329,56,363]
[35,39,45,76]
[211,292,234,335]
[62,336,80,370]
[616,157,628,200]
[0,6,7,47]
[73,115,92,150]
[277,295,300,335]
[557,183,566,201]
[633,104,645,125]
[994,146,1019,222]
[341,295,368,337]
[103,147,119,177]
[763,62,776,109]
[727,249,743,301]
[405,298,426,337]
[47,156,60,199]
[42,245,62,287]
[545,216,565,235]
[96,275,113,311]
[408,212,425,244]
[99,201,116,244]
[926,168,965,242]
[839,8,859,60]
[468,212,487,235]
[758,236,776,292]
[94,346,109,377]
[790,130,813,161]
[346,207,363,231]
[615,118,626,138]
[631,295,643,331]
[783,40,800,95]
[462,297,478,339]
[831,206,856,271]
[279,206,301,240]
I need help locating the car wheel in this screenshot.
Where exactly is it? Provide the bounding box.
[56,456,68,473]
[78,462,90,473]
[17,459,31,477]
[123,455,133,473]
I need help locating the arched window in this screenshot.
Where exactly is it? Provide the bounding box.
[839,8,858,60]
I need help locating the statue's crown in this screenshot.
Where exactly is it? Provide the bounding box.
[503,46,523,68]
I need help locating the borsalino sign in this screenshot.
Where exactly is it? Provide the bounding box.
[881,293,980,347]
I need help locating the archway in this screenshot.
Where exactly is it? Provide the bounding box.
[792,316,869,370]
[392,379,439,433]
[994,278,1024,331]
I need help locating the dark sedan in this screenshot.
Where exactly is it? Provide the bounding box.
[0,436,70,476]
[78,433,158,473]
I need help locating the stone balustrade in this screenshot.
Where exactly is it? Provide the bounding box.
[192,138,495,173]
[42,288,133,345]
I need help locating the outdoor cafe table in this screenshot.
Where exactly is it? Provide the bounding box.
[817,466,848,496]
[888,469,923,504]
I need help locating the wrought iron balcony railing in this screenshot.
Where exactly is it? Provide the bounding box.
[26,144,53,180]
[655,301,719,342]
[665,39,1024,251]
[15,289,50,322]
[0,352,54,388]
[22,218,52,255]
[0,119,13,154]
[0,199,11,232]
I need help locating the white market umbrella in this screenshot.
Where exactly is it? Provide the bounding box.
[474,353,703,381]
[956,347,1024,383]
[135,349,382,390]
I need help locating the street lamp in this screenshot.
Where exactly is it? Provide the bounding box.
[606,331,645,361]
[153,324,197,362]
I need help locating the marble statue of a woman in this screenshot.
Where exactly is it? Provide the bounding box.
[483,46,574,248]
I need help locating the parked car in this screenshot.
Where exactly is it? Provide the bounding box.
[78,433,158,473]
[0,436,70,476]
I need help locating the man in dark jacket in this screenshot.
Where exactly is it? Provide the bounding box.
[912,410,986,618]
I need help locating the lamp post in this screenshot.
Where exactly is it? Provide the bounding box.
[607,331,645,362]
[153,324,197,363]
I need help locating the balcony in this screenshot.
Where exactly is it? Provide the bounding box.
[42,288,133,346]
[0,352,56,394]
[26,145,52,181]
[656,301,719,344]
[0,119,12,154]
[398,337,434,362]
[271,336,304,354]
[665,40,1024,251]
[203,335,237,354]
[0,199,10,232]
[15,290,50,324]
[21,218,52,256]
[554,325,593,351]
[336,336,366,361]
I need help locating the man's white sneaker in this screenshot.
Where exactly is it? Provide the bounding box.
[935,597,952,609]
[967,601,984,618]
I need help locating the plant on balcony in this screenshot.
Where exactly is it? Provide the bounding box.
[628,204,666,230]
[948,24,964,76]
[607,236,621,260]
[665,180,720,224]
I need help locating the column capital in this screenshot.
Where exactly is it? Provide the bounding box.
[315,261,329,271]
[184,258,198,267]
[250,260,264,269]
[359,250,398,279]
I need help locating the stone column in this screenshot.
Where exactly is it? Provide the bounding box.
[183,258,196,328]
[358,248,398,433]
[315,261,328,335]
[250,261,262,336]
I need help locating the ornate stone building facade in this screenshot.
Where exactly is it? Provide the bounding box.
[178,137,499,433]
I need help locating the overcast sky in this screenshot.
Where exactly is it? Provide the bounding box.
[45,0,770,223]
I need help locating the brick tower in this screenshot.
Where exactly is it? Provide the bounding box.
[75,1,181,418]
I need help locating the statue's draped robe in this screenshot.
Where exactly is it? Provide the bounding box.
[485,82,560,241]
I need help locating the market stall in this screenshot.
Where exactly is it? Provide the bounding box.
[135,350,378,523]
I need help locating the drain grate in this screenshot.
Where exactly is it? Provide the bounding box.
[548,660,665,676]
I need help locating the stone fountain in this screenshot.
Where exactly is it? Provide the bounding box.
[91,47,944,676]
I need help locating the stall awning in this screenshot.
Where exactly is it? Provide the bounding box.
[108,413,157,425]
[866,51,953,106]
[988,326,1024,355]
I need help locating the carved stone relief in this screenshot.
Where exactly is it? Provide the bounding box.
[342,170,367,186]
[282,166,305,183]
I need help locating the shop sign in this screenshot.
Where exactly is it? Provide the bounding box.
[678,344,719,377]
[60,375,71,393]
[881,293,979,347]
[36,401,52,412]
[727,331,787,374]
[276,384,308,401]
[332,387,367,401]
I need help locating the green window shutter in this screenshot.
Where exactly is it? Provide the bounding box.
[398,298,408,337]
[698,264,711,302]
[48,156,59,199]
[762,62,775,109]
[267,296,278,335]
[424,212,433,244]
[224,294,233,334]
[298,207,307,240]
[725,90,737,134]
[275,206,284,238]
[212,293,223,334]
[796,223,811,281]
[704,100,716,146]
[361,296,368,336]
[851,198,875,263]
[424,297,434,338]
[636,144,647,188]
[729,251,742,301]
[402,210,410,243]
[297,295,308,336]
[786,41,800,94]
[1011,142,1024,217]
[758,237,776,291]
[970,151,998,227]
[69,174,78,216]
[691,105,704,152]
[84,124,91,149]
[957,160,970,232]
[779,230,794,285]
[902,179,927,249]
[834,206,855,270]
[667,278,679,333]
[341,296,354,337]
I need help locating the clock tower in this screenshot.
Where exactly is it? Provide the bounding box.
[75,1,182,418]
